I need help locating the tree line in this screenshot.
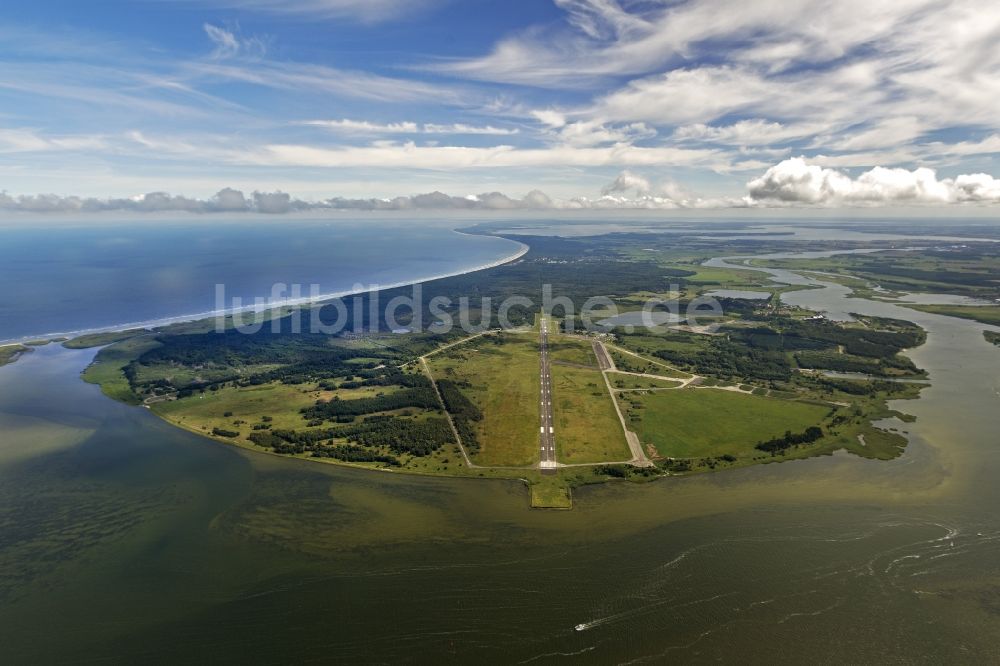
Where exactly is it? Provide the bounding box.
[756,426,824,454]
[301,387,440,420]
[249,414,453,458]
[435,379,483,454]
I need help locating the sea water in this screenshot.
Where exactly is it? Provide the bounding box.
[0,217,521,342]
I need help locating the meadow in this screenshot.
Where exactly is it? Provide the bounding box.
[428,333,540,466]
[621,388,830,459]
[550,362,630,464]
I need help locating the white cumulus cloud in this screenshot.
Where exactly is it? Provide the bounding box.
[746,157,1000,205]
[3,162,999,214]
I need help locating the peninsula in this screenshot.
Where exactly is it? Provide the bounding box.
[74,229,939,508]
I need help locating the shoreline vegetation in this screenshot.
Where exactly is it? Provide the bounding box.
[0,338,67,366]
[902,304,1000,327]
[0,344,31,367]
[19,226,976,508]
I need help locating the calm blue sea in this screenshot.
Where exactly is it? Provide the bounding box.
[0,217,522,342]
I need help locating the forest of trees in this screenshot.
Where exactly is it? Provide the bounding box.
[756,426,824,454]
[794,350,921,376]
[311,445,401,465]
[436,379,483,454]
[721,317,925,359]
[628,314,926,382]
[333,369,432,390]
[653,340,792,381]
[816,377,913,396]
[248,415,453,458]
[333,415,453,456]
[301,387,441,420]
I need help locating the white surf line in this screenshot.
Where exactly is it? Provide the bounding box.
[1,235,530,346]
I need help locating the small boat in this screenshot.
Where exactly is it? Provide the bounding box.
[574,624,587,632]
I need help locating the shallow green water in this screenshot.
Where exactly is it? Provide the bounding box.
[3,262,1000,663]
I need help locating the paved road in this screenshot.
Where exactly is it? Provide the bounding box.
[594,338,654,468]
[591,339,614,371]
[539,317,557,472]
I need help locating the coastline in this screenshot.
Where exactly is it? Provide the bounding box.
[0,343,30,367]
[0,231,529,347]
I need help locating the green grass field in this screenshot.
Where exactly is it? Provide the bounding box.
[429,333,540,466]
[550,363,630,464]
[613,332,709,357]
[530,478,572,509]
[904,304,1000,326]
[547,338,597,367]
[152,380,415,439]
[154,382,331,434]
[622,388,829,459]
[132,360,287,389]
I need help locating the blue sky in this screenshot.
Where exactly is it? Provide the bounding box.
[1,0,999,210]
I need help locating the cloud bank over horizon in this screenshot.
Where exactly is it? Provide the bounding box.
[3,160,999,214]
[746,158,1000,206]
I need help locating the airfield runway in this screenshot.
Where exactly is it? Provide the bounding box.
[539,317,556,472]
